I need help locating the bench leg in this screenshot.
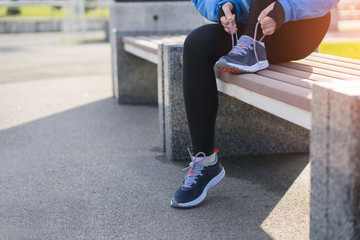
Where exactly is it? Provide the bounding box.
[311,82,360,239]
[113,30,158,104]
[160,43,191,160]
[160,43,309,161]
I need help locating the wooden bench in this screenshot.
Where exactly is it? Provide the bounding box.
[122,35,360,130]
[121,34,360,240]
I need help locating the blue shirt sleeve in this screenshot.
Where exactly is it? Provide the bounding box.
[190,0,219,22]
[277,0,340,23]
[190,0,250,23]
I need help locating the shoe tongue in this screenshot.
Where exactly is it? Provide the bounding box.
[238,35,254,44]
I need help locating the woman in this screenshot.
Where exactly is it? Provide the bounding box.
[171,0,339,208]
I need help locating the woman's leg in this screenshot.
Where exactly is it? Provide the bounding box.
[182,23,234,155]
[265,13,331,63]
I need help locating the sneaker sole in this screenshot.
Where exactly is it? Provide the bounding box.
[216,58,269,73]
[170,167,226,208]
[218,67,243,74]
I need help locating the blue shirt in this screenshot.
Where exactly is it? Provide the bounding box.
[191,0,339,23]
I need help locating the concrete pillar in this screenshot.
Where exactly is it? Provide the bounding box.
[311,80,360,240]
[161,43,191,160]
[160,43,309,161]
[109,2,203,103]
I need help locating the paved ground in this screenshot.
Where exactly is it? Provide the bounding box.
[1,28,356,239]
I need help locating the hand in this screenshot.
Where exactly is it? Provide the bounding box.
[258,2,277,35]
[220,2,237,34]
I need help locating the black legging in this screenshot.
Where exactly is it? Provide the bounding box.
[182,1,331,155]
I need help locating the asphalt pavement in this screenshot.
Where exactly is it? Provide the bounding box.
[2,29,347,239]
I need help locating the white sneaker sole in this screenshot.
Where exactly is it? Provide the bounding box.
[170,167,226,208]
[216,58,269,73]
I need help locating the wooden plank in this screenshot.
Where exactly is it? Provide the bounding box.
[216,71,311,111]
[257,69,312,89]
[278,61,360,79]
[123,43,158,64]
[267,64,347,82]
[289,59,360,77]
[135,35,186,45]
[305,55,360,71]
[122,36,158,55]
[311,52,360,65]
[122,35,186,55]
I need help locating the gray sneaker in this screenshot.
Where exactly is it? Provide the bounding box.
[215,35,269,74]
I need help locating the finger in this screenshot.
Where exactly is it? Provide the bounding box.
[222,2,234,20]
[260,17,273,28]
[221,16,236,28]
[262,25,275,35]
[258,10,267,22]
[261,25,275,35]
[220,16,230,26]
[258,2,275,21]
[260,17,276,34]
[263,29,275,35]
[231,15,236,25]
[224,25,237,35]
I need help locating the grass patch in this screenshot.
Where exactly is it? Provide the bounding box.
[0,6,109,19]
[319,41,360,60]
[0,6,63,18]
[59,38,106,45]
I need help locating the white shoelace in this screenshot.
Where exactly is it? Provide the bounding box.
[182,148,206,188]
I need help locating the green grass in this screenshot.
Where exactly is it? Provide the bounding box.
[319,41,360,60]
[0,6,109,19]
[0,6,63,18]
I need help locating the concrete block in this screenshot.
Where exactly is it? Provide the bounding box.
[112,30,159,104]
[157,43,166,152]
[310,81,360,240]
[109,1,204,104]
[215,92,309,157]
[109,2,203,33]
[161,43,191,160]
[310,83,331,240]
[328,86,360,240]
[160,43,309,161]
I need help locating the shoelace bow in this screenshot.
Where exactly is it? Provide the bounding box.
[182,148,206,188]
[229,20,265,67]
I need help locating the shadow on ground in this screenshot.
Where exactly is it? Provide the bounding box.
[0,98,309,239]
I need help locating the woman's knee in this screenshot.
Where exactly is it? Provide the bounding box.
[184,24,224,55]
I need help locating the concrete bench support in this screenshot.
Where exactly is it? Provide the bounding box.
[311,81,360,240]
[159,43,191,158]
[113,30,159,104]
[109,2,203,104]
[159,43,309,160]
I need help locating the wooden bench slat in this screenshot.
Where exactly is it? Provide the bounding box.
[123,35,187,55]
[278,61,360,79]
[122,36,158,55]
[311,52,360,65]
[268,64,345,82]
[134,35,187,45]
[305,55,360,71]
[289,59,360,77]
[217,71,311,111]
[257,69,312,89]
